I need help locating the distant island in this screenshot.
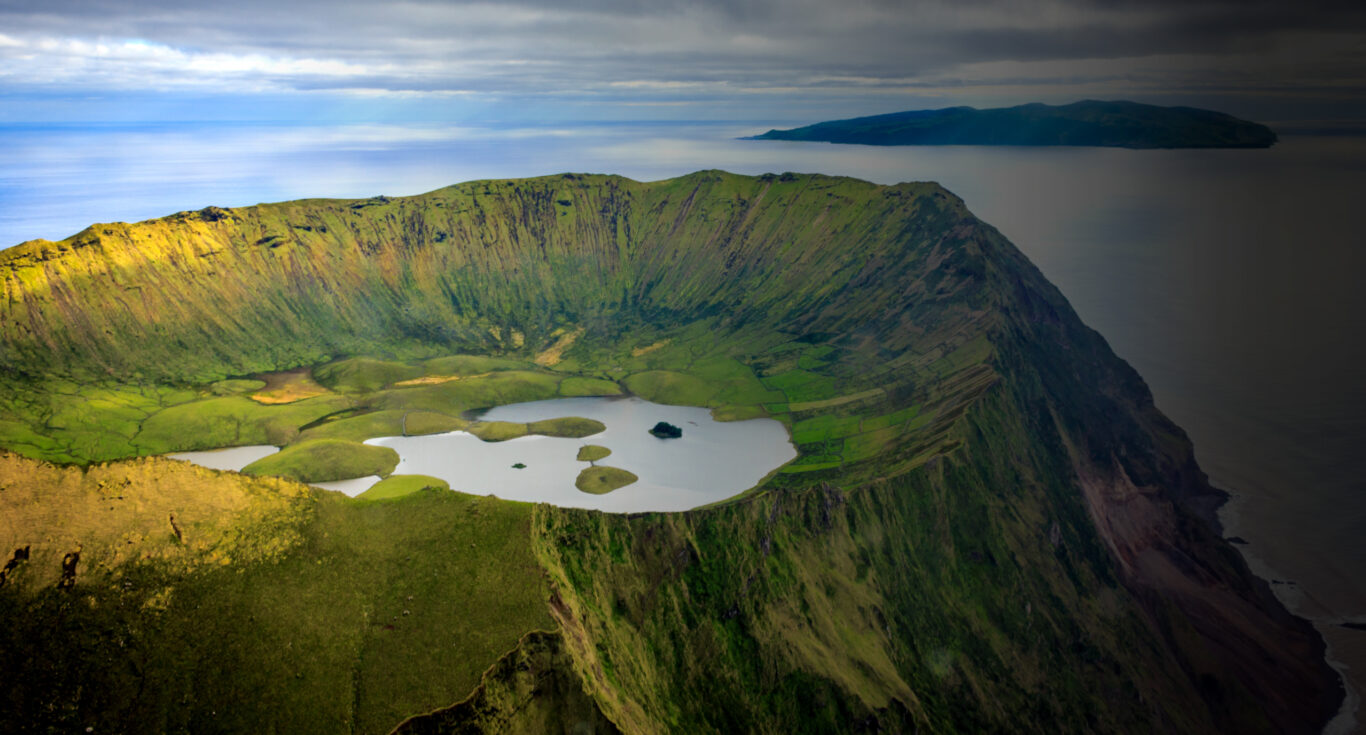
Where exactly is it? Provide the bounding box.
[747,100,1277,149]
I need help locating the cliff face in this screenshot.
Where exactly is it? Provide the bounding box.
[983,229,1343,732]
[528,198,1339,733]
[0,172,969,384]
[0,171,1341,733]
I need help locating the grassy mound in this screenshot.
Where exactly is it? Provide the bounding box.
[315,358,421,393]
[576,445,611,462]
[402,411,467,436]
[624,370,716,406]
[373,371,562,417]
[135,394,354,454]
[469,417,605,442]
[358,474,451,501]
[559,377,622,397]
[249,369,332,405]
[301,410,465,442]
[527,417,605,438]
[574,465,638,494]
[468,421,528,442]
[242,438,399,483]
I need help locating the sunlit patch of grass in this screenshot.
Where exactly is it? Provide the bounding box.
[210,378,267,396]
[300,409,465,442]
[358,474,450,501]
[420,354,530,376]
[242,439,399,483]
[135,394,355,454]
[468,421,529,442]
[314,358,422,393]
[534,327,585,367]
[576,445,612,463]
[575,465,638,494]
[631,339,671,357]
[624,370,717,406]
[0,450,553,733]
[469,416,604,442]
[373,371,562,416]
[527,417,604,438]
[402,411,468,436]
[250,368,333,405]
[559,377,622,397]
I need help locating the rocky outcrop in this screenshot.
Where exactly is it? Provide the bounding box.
[390,631,618,735]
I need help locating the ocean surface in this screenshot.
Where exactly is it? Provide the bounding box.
[3,121,1362,731]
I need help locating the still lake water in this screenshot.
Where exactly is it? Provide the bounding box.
[371,396,796,512]
[5,122,1362,730]
[169,444,277,471]
[168,397,796,512]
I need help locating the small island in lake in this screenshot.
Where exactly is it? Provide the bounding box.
[576,445,612,462]
[649,421,683,438]
[747,100,1277,149]
[468,416,605,442]
[575,465,639,494]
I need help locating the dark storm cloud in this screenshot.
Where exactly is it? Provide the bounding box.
[0,0,1360,103]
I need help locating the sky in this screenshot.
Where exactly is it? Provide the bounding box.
[0,0,1363,128]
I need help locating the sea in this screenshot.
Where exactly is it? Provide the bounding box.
[2,120,1362,732]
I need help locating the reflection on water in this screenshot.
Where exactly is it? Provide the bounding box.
[10,122,1362,728]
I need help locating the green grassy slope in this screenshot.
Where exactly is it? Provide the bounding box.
[0,172,975,384]
[0,171,1340,733]
[535,305,1336,732]
[537,398,1181,733]
[0,454,553,735]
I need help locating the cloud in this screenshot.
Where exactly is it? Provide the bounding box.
[0,0,1360,110]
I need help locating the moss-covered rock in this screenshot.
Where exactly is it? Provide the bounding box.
[392,631,619,735]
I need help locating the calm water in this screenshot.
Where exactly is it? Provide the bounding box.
[370,396,796,512]
[8,122,1362,730]
[164,396,798,512]
[169,444,278,471]
[167,444,382,494]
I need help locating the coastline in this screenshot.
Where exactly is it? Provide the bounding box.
[1219,485,1360,734]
